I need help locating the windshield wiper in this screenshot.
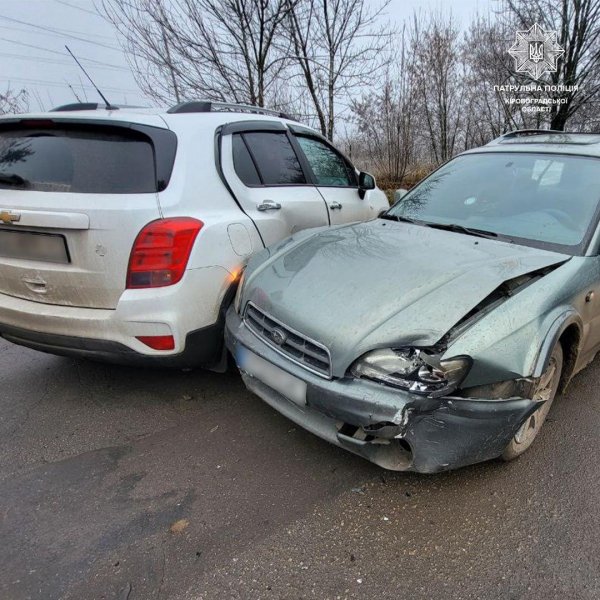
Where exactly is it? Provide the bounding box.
[423,222,503,240]
[379,213,420,224]
[379,215,508,241]
[0,173,28,188]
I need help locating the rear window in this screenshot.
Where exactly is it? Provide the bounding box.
[0,127,157,194]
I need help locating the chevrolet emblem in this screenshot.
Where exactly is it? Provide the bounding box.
[0,210,21,224]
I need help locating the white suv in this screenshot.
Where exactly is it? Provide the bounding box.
[0,101,388,368]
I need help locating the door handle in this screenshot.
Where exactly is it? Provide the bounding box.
[330,201,343,210]
[257,200,282,211]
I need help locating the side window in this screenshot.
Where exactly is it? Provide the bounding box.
[232,134,261,185]
[295,136,357,187]
[239,132,306,185]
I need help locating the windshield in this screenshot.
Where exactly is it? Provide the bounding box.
[388,152,600,253]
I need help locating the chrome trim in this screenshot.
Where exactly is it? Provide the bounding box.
[243,302,332,379]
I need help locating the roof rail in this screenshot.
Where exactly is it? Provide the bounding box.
[167,100,295,121]
[50,102,146,112]
[501,129,567,139]
[51,102,106,112]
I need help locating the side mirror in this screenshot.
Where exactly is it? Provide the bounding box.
[394,188,408,202]
[358,171,376,199]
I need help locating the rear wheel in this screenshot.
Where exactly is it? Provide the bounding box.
[502,343,563,461]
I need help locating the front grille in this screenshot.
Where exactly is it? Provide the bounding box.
[244,302,332,378]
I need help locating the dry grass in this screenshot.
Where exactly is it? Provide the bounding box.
[377,163,436,204]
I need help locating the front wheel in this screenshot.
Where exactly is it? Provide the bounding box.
[502,343,563,461]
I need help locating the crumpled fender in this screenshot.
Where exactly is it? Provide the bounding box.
[445,257,592,387]
[533,307,583,377]
[447,305,582,387]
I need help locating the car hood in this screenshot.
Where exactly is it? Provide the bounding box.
[242,220,570,375]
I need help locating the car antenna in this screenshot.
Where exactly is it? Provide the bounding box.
[64,45,116,110]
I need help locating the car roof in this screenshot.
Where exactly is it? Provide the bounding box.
[0,101,313,135]
[462,129,600,158]
[0,107,169,128]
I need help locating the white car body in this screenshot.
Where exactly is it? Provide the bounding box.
[0,102,388,367]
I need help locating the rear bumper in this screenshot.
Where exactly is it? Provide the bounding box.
[0,321,224,368]
[0,266,234,367]
[225,306,540,473]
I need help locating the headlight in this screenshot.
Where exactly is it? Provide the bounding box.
[233,270,246,314]
[350,348,471,398]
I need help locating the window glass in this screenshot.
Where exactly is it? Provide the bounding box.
[388,152,600,252]
[0,127,156,193]
[242,132,305,185]
[296,136,356,186]
[532,159,564,186]
[232,133,261,185]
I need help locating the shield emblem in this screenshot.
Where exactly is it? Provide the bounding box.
[529,41,544,63]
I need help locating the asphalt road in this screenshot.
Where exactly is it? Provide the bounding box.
[1,339,599,600]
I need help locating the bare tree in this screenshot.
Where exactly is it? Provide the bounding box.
[100,0,600,185]
[102,0,293,107]
[350,28,417,183]
[500,0,600,130]
[461,15,527,146]
[284,0,392,139]
[409,12,464,164]
[0,87,29,115]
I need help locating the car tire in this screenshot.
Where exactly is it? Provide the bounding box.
[502,342,563,461]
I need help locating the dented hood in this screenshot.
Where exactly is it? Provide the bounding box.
[243,220,569,375]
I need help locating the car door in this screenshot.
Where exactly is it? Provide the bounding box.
[219,121,330,248]
[292,133,374,225]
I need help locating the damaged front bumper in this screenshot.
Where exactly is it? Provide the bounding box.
[225,307,540,473]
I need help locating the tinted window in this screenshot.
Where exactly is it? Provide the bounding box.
[296,136,356,186]
[388,152,600,253]
[232,133,261,185]
[242,132,305,185]
[0,127,156,194]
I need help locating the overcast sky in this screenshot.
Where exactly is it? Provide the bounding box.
[0,0,492,112]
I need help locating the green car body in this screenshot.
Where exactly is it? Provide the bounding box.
[225,131,600,472]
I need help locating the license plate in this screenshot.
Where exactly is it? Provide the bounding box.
[237,346,307,406]
[0,229,69,263]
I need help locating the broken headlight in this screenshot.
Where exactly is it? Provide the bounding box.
[350,348,471,398]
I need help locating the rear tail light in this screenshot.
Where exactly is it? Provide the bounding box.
[136,335,175,350]
[127,218,203,289]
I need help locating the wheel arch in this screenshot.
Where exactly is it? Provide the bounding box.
[533,309,584,391]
